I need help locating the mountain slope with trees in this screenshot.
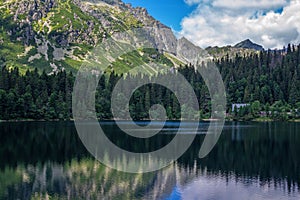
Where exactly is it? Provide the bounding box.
[0,44,300,121]
[0,0,299,121]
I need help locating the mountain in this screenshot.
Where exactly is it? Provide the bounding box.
[205,39,264,59]
[234,39,264,51]
[0,0,206,74]
[206,45,258,59]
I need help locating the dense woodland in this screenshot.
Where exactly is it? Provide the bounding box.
[0,44,300,121]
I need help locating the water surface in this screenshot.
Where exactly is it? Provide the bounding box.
[0,121,299,199]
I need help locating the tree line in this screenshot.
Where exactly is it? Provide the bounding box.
[0,44,300,121]
[0,68,74,120]
[218,44,300,120]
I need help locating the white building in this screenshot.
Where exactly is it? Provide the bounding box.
[232,104,250,112]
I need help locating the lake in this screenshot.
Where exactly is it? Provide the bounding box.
[0,121,300,199]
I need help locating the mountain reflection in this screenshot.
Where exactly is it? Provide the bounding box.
[0,121,300,199]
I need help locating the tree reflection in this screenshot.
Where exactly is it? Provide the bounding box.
[0,121,300,199]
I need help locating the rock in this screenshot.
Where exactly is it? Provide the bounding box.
[177,37,208,65]
[234,39,264,51]
[0,0,206,72]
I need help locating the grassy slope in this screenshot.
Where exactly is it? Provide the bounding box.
[0,3,27,73]
[0,0,174,74]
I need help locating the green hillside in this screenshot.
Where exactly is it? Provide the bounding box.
[0,0,173,74]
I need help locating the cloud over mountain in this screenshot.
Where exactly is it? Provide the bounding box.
[180,0,300,49]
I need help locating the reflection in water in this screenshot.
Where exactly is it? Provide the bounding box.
[181,172,300,200]
[0,121,300,199]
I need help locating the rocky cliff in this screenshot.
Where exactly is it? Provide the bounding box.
[234,39,264,51]
[0,0,207,74]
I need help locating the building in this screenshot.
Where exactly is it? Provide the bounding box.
[232,104,250,112]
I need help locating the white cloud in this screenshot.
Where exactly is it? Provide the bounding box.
[184,0,203,6]
[212,0,288,10]
[180,0,300,49]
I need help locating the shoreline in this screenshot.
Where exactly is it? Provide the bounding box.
[1,118,300,123]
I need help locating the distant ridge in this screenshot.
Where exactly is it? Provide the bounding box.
[234,39,264,51]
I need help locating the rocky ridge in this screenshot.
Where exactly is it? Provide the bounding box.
[234,39,264,51]
[0,0,208,74]
[0,0,262,74]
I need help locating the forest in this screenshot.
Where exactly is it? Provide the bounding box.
[0,44,300,121]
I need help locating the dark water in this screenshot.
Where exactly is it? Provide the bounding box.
[0,121,300,199]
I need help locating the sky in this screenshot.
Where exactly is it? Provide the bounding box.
[122,0,300,49]
[122,0,197,30]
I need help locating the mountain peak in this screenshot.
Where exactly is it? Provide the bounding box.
[234,39,264,51]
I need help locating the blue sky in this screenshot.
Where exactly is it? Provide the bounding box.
[122,0,196,31]
[123,0,300,49]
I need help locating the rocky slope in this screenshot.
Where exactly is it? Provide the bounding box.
[0,0,208,74]
[234,39,264,51]
[206,39,264,59]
